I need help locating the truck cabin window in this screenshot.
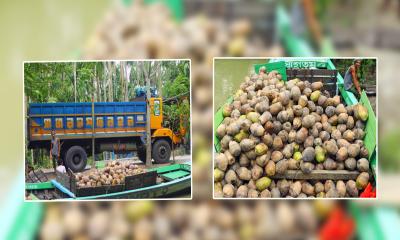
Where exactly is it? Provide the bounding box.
[154,100,160,116]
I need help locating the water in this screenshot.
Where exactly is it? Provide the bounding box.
[214,59,266,111]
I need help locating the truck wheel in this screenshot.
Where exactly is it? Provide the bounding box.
[65,146,87,172]
[152,139,171,163]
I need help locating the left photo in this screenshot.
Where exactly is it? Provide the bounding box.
[24,60,191,200]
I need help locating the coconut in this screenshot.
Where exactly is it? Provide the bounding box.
[324,140,338,155]
[353,128,365,140]
[293,151,302,161]
[271,151,283,162]
[360,147,369,158]
[357,158,369,172]
[325,106,336,117]
[343,130,355,142]
[251,164,263,180]
[293,117,302,130]
[250,123,265,137]
[348,144,360,158]
[215,153,228,171]
[326,188,339,198]
[302,115,316,128]
[331,129,342,141]
[276,160,289,174]
[336,124,347,133]
[296,127,308,144]
[282,144,294,158]
[236,185,248,198]
[216,124,226,138]
[311,82,323,91]
[234,130,249,142]
[222,104,233,117]
[318,95,327,107]
[302,147,315,162]
[303,88,312,97]
[225,151,235,165]
[236,167,252,181]
[265,161,276,177]
[256,153,269,167]
[224,169,238,185]
[289,181,302,197]
[356,172,369,190]
[262,134,274,147]
[298,96,308,107]
[237,138,253,153]
[240,119,252,131]
[288,158,300,170]
[300,161,314,174]
[302,182,315,196]
[214,168,225,182]
[336,181,346,198]
[323,158,337,170]
[337,139,350,148]
[255,143,268,156]
[259,111,272,125]
[221,135,233,150]
[282,122,292,132]
[346,180,359,197]
[336,147,348,162]
[344,158,357,171]
[291,86,301,101]
[255,101,269,114]
[315,145,326,163]
[239,154,250,167]
[223,184,235,197]
[354,104,368,121]
[246,111,260,123]
[324,180,335,192]
[256,177,272,191]
[269,102,283,115]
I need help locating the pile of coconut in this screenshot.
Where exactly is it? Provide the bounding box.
[75,161,145,188]
[214,68,372,198]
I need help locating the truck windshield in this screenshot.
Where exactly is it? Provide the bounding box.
[154,100,160,116]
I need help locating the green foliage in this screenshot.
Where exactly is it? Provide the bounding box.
[162,61,190,133]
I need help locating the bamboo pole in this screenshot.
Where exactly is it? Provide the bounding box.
[91,95,95,168]
[145,71,152,167]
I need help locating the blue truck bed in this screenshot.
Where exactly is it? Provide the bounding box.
[28,101,147,141]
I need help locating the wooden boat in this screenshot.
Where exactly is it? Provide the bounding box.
[26,163,191,200]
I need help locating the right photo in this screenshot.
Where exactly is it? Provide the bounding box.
[214,58,377,199]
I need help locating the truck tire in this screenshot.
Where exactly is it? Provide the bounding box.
[65,146,87,172]
[152,139,171,164]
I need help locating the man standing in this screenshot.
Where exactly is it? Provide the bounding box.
[344,59,362,99]
[49,130,60,172]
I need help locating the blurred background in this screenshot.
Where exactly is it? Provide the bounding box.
[1,0,400,239]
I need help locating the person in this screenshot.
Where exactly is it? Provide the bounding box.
[56,158,66,174]
[49,130,61,172]
[344,59,362,99]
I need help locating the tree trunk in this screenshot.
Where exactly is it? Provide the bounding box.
[141,62,152,167]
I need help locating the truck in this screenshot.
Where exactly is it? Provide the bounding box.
[27,96,185,172]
